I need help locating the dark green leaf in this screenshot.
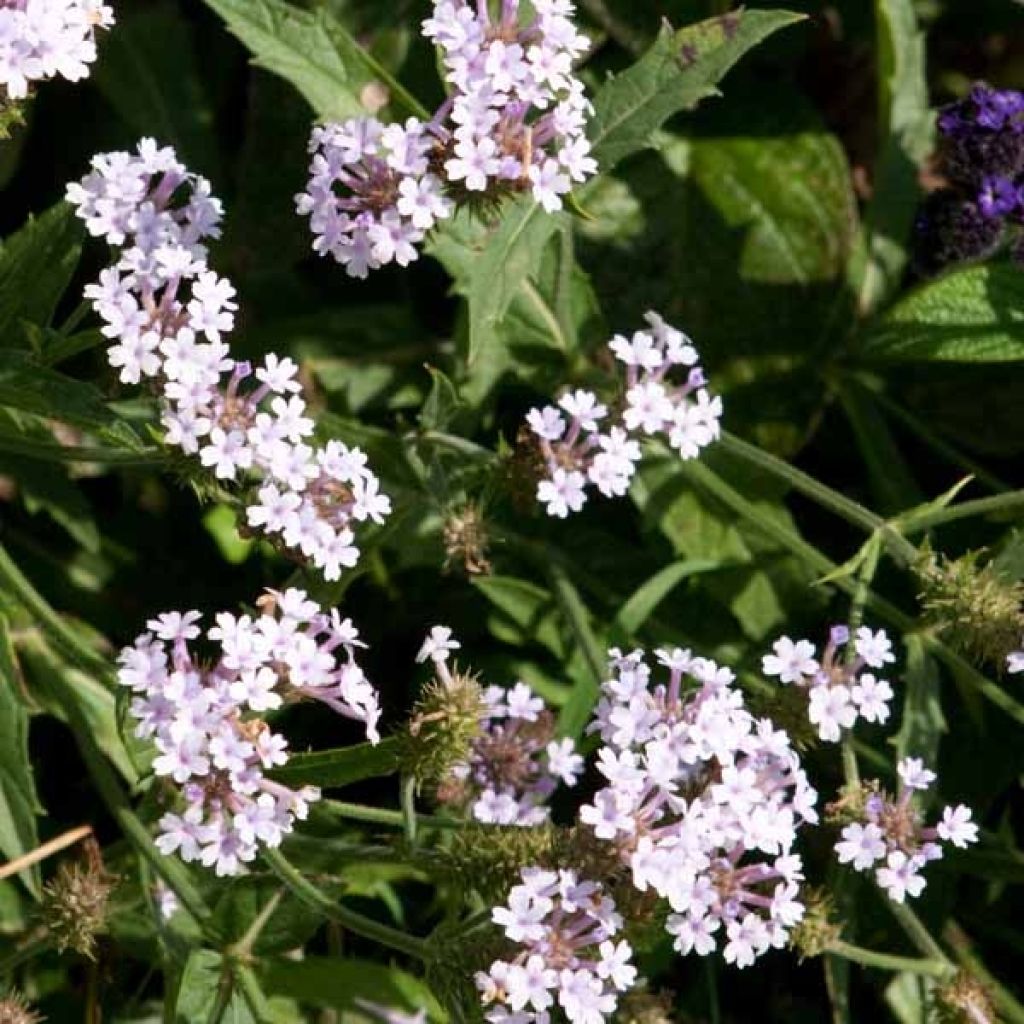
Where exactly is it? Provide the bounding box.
[270,736,400,788]
[615,559,723,635]
[861,264,1024,362]
[0,203,83,340]
[895,636,947,767]
[211,878,332,956]
[588,9,806,172]
[0,614,41,897]
[260,955,444,1020]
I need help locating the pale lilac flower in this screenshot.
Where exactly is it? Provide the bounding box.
[525,315,720,518]
[117,588,381,876]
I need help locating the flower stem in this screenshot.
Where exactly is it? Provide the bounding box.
[900,490,1024,534]
[262,846,429,961]
[401,776,418,846]
[884,900,951,965]
[828,939,953,978]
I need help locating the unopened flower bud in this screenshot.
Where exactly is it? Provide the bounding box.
[934,970,996,1024]
[789,889,840,961]
[41,841,116,960]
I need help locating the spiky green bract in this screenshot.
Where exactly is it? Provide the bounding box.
[400,669,485,791]
[0,992,44,1024]
[425,917,505,1023]
[789,888,840,961]
[916,545,1024,667]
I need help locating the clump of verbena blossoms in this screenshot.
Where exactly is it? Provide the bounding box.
[0,0,113,101]
[761,625,895,742]
[117,588,381,876]
[580,646,818,969]
[479,867,636,1024]
[832,757,978,903]
[914,84,1024,274]
[524,313,722,518]
[296,0,595,277]
[66,138,391,580]
[416,625,583,825]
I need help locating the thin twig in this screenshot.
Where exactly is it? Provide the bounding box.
[0,825,93,881]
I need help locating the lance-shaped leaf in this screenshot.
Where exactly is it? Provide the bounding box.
[588,9,806,172]
[270,736,401,788]
[0,615,41,897]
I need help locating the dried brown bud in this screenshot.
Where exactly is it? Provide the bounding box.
[443,502,492,576]
[934,970,997,1024]
[0,992,44,1024]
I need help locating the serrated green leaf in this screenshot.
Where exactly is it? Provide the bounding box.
[270,736,400,788]
[201,0,425,121]
[0,614,41,898]
[0,203,83,340]
[588,9,806,172]
[861,264,1024,362]
[260,955,445,1021]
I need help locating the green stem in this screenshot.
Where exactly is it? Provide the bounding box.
[232,963,275,1024]
[262,847,429,961]
[401,776,418,846]
[827,940,952,978]
[884,900,951,965]
[718,433,916,563]
[901,490,1024,535]
[547,560,605,687]
[231,889,284,957]
[320,799,464,831]
[205,969,235,1024]
[680,461,1024,728]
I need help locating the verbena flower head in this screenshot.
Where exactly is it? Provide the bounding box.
[424,0,595,212]
[295,117,453,279]
[117,588,381,876]
[479,867,636,1024]
[298,0,596,277]
[526,313,721,518]
[422,626,583,824]
[581,647,818,968]
[833,758,978,903]
[0,0,113,100]
[67,139,391,580]
[761,625,896,742]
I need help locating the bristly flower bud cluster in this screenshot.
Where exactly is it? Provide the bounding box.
[443,502,493,576]
[914,84,1024,275]
[524,313,722,518]
[787,888,840,960]
[41,840,115,960]
[296,0,595,277]
[834,758,978,903]
[933,971,996,1024]
[66,139,391,580]
[914,546,1024,668]
[0,0,113,101]
[117,588,381,876]
[761,624,896,742]
[479,867,637,1024]
[414,626,583,824]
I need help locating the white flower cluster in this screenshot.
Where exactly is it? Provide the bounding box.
[526,313,722,518]
[478,868,636,1024]
[417,625,583,825]
[117,588,381,876]
[296,118,453,279]
[297,0,596,278]
[762,625,895,742]
[580,647,818,969]
[835,758,978,903]
[0,0,112,100]
[67,139,391,580]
